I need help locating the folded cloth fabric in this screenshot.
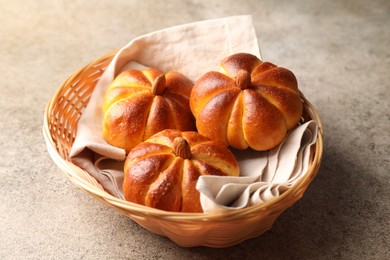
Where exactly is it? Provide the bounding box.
[69,15,260,199]
[196,121,318,213]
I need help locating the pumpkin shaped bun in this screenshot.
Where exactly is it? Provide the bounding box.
[190,53,303,151]
[123,129,239,212]
[103,68,195,153]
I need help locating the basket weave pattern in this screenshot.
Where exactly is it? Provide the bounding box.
[43,51,323,248]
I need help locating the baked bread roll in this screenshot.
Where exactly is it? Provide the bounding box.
[102,68,195,152]
[190,53,303,151]
[123,129,239,212]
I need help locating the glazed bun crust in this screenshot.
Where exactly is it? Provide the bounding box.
[190,53,303,151]
[123,129,239,212]
[103,68,195,152]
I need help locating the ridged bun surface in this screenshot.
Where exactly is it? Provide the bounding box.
[102,68,195,152]
[123,129,239,212]
[190,53,303,151]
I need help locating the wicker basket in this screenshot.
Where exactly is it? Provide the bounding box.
[43,51,323,248]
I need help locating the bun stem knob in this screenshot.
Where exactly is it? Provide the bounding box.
[173,137,192,159]
[151,74,166,95]
[235,69,251,90]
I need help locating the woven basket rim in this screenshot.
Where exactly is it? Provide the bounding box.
[42,51,324,221]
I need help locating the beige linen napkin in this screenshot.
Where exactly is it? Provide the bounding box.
[69,15,261,199]
[197,121,318,213]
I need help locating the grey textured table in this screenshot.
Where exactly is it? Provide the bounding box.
[1,0,389,259]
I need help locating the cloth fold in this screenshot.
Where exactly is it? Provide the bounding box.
[197,121,318,213]
[69,15,318,213]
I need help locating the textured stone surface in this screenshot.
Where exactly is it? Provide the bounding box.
[1,0,389,259]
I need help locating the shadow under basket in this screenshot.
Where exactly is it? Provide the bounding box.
[43,51,323,248]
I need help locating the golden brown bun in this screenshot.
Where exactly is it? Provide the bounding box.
[190,53,303,151]
[123,129,239,212]
[102,68,195,152]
